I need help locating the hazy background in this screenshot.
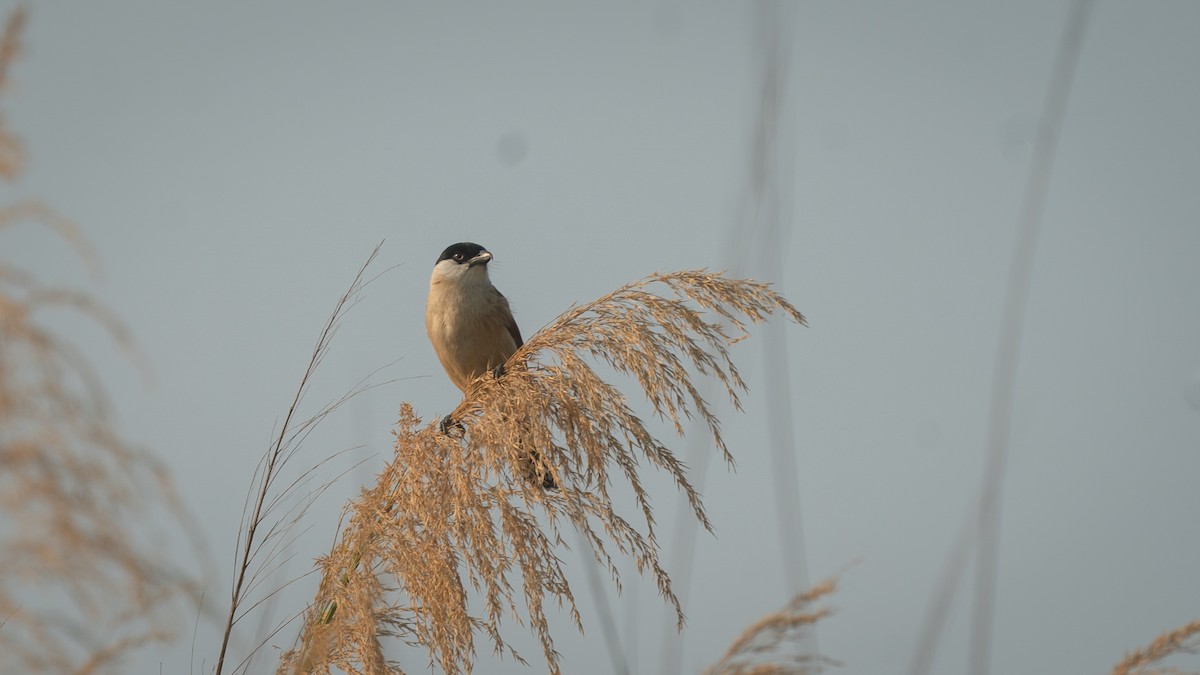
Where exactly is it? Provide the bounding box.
[5,2,1199,673]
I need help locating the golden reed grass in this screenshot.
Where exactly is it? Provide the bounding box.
[0,8,197,672]
[278,270,806,674]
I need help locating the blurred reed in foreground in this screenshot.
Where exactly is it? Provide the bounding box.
[0,7,197,673]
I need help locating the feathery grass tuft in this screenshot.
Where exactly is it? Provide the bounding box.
[281,269,805,674]
[706,577,839,675]
[1111,620,1200,675]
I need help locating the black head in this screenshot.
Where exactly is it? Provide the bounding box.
[436,242,489,266]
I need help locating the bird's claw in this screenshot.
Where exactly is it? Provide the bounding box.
[491,363,507,380]
[439,414,465,437]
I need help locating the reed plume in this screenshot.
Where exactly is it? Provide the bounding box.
[706,577,838,675]
[280,269,806,674]
[1111,620,1200,675]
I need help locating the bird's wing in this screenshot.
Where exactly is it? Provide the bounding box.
[507,316,524,348]
[497,289,524,348]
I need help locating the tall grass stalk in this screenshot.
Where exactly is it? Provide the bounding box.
[215,243,390,675]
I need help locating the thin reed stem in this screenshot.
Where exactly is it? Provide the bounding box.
[215,243,385,675]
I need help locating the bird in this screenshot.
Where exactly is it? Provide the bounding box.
[425,242,556,489]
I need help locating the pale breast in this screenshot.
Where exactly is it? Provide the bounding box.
[426,283,520,392]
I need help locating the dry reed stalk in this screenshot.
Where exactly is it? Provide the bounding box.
[0,8,198,672]
[705,577,838,675]
[216,243,392,675]
[1111,621,1200,675]
[280,270,805,674]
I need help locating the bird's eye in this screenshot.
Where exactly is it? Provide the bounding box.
[453,253,465,262]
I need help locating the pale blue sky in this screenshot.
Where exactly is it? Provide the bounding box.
[5,2,1199,674]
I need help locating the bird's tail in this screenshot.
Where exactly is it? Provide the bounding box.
[516,447,557,490]
[510,413,557,490]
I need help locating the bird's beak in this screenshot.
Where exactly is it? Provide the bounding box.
[468,251,493,267]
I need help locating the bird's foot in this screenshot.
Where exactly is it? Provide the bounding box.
[521,465,558,490]
[491,363,507,380]
[439,414,466,436]
[523,450,558,490]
